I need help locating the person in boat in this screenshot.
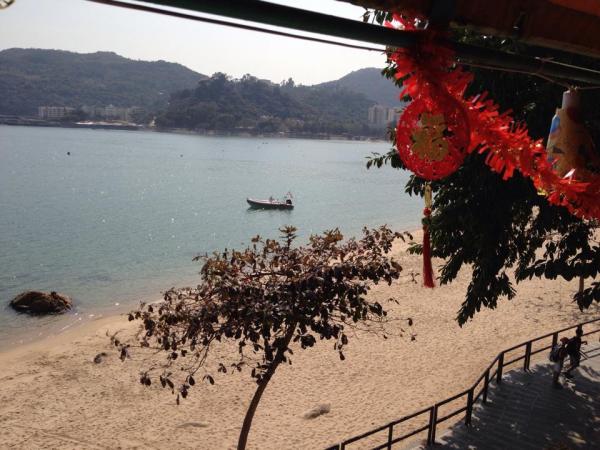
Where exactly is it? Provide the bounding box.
[269,196,274,203]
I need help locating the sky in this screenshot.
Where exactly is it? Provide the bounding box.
[0,0,387,85]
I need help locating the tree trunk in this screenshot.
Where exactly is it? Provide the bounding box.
[237,323,297,450]
[579,275,585,295]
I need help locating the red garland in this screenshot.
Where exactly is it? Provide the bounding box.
[387,15,600,221]
[391,25,471,180]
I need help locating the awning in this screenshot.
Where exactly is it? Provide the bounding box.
[86,0,600,85]
[343,0,600,58]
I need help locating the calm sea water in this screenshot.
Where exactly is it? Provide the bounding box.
[0,125,420,346]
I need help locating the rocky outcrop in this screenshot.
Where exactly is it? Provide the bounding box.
[9,291,72,315]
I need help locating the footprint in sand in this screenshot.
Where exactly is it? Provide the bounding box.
[178,422,209,428]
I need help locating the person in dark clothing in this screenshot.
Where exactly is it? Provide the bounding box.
[564,326,587,378]
[552,337,569,388]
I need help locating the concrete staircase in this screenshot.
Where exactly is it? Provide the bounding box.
[414,345,600,449]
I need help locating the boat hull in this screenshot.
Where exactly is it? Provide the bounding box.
[247,198,294,209]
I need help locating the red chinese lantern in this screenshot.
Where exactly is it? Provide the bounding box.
[396,94,470,288]
[396,96,470,180]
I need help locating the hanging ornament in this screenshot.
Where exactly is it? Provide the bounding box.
[396,96,470,180]
[546,89,600,177]
[389,23,471,181]
[541,88,600,219]
[386,14,600,221]
[422,183,435,288]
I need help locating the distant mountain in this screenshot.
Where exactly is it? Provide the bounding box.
[0,48,395,136]
[317,67,403,107]
[0,48,206,115]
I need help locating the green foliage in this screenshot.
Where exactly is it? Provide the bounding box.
[156,72,382,137]
[125,225,409,388]
[0,48,204,115]
[1,49,399,137]
[121,225,411,449]
[366,21,600,324]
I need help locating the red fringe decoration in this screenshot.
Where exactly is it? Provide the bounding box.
[387,15,600,221]
[422,207,435,288]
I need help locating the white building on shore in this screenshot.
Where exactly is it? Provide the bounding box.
[368,104,403,127]
[37,106,75,120]
[38,105,144,123]
[81,105,144,122]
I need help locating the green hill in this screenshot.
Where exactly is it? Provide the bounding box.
[156,73,378,136]
[0,49,392,136]
[0,48,206,115]
[317,67,403,107]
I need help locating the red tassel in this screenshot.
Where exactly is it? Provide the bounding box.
[422,207,435,288]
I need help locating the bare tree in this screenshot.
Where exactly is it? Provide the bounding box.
[119,225,411,450]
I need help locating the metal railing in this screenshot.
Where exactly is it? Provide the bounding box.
[326,317,600,450]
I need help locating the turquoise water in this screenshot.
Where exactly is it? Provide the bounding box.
[0,125,420,345]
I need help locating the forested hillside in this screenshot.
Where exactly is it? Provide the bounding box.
[0,49,394,136]
[0,48,205,115]
[156,74,378,136]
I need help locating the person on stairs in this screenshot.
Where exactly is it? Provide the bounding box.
[564,326,587,379]
[551,337,569,389]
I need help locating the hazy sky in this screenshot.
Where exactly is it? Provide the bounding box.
[0,0,386,84]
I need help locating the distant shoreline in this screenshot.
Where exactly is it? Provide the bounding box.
[0,120,389,142]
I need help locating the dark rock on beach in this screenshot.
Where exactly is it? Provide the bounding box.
[9,291,72,315]
[93,352,108,364]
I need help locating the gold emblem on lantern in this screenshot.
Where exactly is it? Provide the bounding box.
[411,113,449,161]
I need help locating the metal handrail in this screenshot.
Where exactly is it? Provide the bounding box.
[328,317,600,450]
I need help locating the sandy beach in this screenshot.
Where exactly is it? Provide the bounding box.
[1,234,598,450]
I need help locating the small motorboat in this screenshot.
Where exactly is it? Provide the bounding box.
[247,193,294,210]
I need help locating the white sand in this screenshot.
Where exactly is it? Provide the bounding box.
[1,235,598,449]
